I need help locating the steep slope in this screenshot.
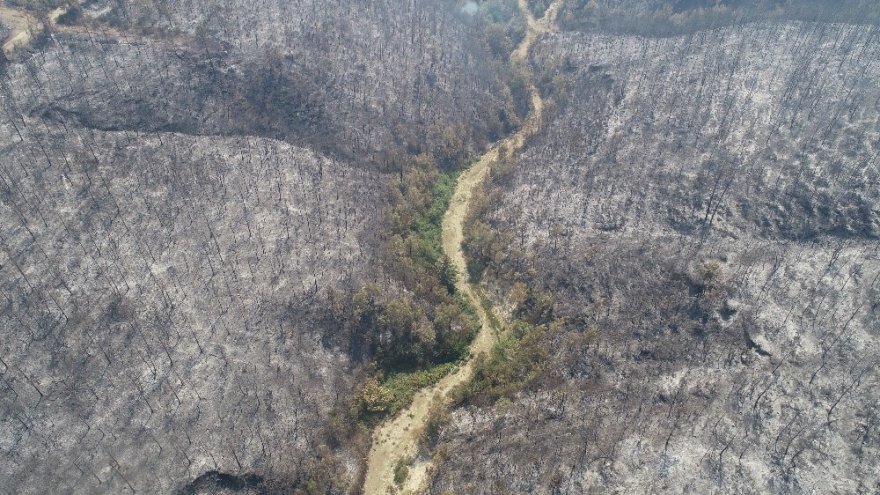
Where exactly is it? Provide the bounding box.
[0,1,524,493]
[0,119,386,493]
[431,8,880,495]
[32,0,524,164]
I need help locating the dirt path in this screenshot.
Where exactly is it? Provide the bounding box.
[361,1,560,494]
[0,1,123,57]
[0,4,42,57]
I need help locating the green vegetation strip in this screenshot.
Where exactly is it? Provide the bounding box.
[411,171,459,269]
[354,170,483,424]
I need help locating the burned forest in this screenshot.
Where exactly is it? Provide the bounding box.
[1,1,878,494]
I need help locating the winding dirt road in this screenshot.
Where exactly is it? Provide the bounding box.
[361,1,561,493]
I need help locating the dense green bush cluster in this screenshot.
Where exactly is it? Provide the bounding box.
[453,318,563,406]
[381,161,482,368]
[326,157,481,422]
[328,282,477,375]
[349,365,459,425]
[462,152,518,281]
[452,267,567,405]
[457,140,585,408]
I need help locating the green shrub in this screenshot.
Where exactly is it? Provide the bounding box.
[357,377,394,414]
[393,459,410,485]
[422,399,449,448]
[355,363,455,424]
[453,319,559,406]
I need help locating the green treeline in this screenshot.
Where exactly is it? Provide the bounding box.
[328,160,482,423]
[456,150,590,407]
[327,0,536,424]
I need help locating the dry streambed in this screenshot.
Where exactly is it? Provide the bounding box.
[361,1,561,493]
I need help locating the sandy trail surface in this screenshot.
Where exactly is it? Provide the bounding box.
[361,1,561,493]
[0,1,130,57]
[0,4,42,56]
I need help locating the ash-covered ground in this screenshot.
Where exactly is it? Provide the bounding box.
[433,10,880,495]
[0,0,521,493]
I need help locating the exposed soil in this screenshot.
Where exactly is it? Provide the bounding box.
[360,1,561,493]
[0,4,41,56]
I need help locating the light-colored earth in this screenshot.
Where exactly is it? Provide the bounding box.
[360,1,561,493]
[0,4,41,56]
[0,1,118,57]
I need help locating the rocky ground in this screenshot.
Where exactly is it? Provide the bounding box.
[432,11,880,495]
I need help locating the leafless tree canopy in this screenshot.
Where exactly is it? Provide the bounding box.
[0,0,521,493]
[434,6,880,495]
[1,0,878,494]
